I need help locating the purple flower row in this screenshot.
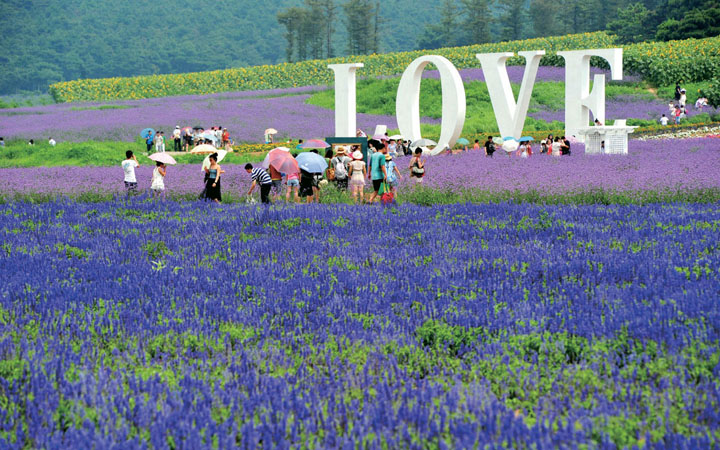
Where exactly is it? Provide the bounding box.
[1,138,718,197]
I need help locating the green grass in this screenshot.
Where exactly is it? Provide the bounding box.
[0,140,263,168]
[306,78,718,138]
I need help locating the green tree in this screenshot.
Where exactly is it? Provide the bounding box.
[417,0,459,50]
[499,0,529,41]
[655,2,720,41]
[529,0,559,38]
[459,0,492,45]
[607,3,654,43]
[342,0,376,55]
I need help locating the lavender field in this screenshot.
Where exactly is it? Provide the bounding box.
[1,199,719,447]
[1,138,718,201]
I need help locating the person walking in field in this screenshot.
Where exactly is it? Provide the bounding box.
[173,126,181,152]
[151,161,166,196]
[245,163,273,204]
[155,131,165,153]
[348,150,366,203]
[330,147,351,191]
[222,128,230,149]
[144,131,154,152]
[203,153,222,203]
[385,154,401,193]
[122,150,140,193]
[409,148,425,182]
[484,136,496,157]
[368,144,388,203]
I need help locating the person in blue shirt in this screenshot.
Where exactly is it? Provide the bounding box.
[385,154,402,193]
[368,145,387,203]
[145,131,154,152]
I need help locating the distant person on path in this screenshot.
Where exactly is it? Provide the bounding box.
[473,139,480,151]
[674,105,682,124]
[28,139,34,146]
[151,161,166,196]
[660,114,669,126]
[155,131,165,153]
[222,128,230,149]
[215,126,223,148]
[144,131,153,152]
[348,150,366,203]
[409,148,425,182]
[183,130,192,152]
[173,126,181,152]
[594,118,603,126]
[122,150,139,193]
[0,137,4,147]
[296,139,304,150]
[484,136,496,157]
[245,163,273,204]
[368,144,388,203]
[679,90,687,108]
[331,147,351,191]
[204,153,222,203]
[674,82,682,102]
[48,137,56,146]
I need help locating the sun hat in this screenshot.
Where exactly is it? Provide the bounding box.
[385,154,392,161]
[336,146,347,154]
[352,150,363,160]
[175,125,180,128]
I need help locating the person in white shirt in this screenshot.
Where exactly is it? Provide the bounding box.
[172,126,181,152]
[151,161,166,196]
[155,131,165,152]
[660,114,669,126]
[551,137,562,157]
[48,137,56,146]
[388,140,398,157]
[679,90,687,108]
[121,150,140,192]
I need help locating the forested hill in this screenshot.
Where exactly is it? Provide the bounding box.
[0,0,438,95]
[2,0,717,95]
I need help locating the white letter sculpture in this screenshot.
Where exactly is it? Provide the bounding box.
[476,50,545,140]
[396,56,466,155]
[328,63,364,137]
[556,49,623,141]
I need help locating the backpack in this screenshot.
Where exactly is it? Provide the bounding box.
[332,157,348,179]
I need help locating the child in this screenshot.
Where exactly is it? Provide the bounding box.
[151,161,166,196]
[122,150,140,192]
[385,154,402,193]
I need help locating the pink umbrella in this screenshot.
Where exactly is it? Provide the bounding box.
[149,153,177,165]
[263,148,299,174]
[301,139,330,149]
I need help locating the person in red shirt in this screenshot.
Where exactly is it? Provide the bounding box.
[222,128,230,150]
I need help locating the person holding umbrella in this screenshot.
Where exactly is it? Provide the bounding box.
[203,153,222,203]
[245,163,273,204]
[151,161,166,196]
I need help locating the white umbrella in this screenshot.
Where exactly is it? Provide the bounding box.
[501,140,519,153]
[190,144,218,154]
[410,138,437,148]
[389,134,404,140]
[201,150,228,171]
[149,153,177,165]
[265,128,278,135]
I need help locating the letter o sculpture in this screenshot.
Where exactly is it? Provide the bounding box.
[396,56,466,155]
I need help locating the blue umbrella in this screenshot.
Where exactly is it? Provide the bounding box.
[519,136,535,142]
[456,138,470,145]
[295,152,328,173]
[141,128,155,140]
[502,136,517,141]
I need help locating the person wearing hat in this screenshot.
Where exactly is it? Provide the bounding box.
[348,150,367,203]
[385,154,402,194]
[173,126,181,152]
[330,147,351,191]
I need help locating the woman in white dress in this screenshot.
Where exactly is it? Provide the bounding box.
[151,162,166,196]
[348,150,367,204]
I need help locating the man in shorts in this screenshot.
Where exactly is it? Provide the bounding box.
[121,150,140,193]
[368,144,387,203]
[330,147,351,191]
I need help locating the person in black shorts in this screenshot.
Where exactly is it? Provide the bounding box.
[299,169,315,203]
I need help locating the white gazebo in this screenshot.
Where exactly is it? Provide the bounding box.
[576,120,638,155]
